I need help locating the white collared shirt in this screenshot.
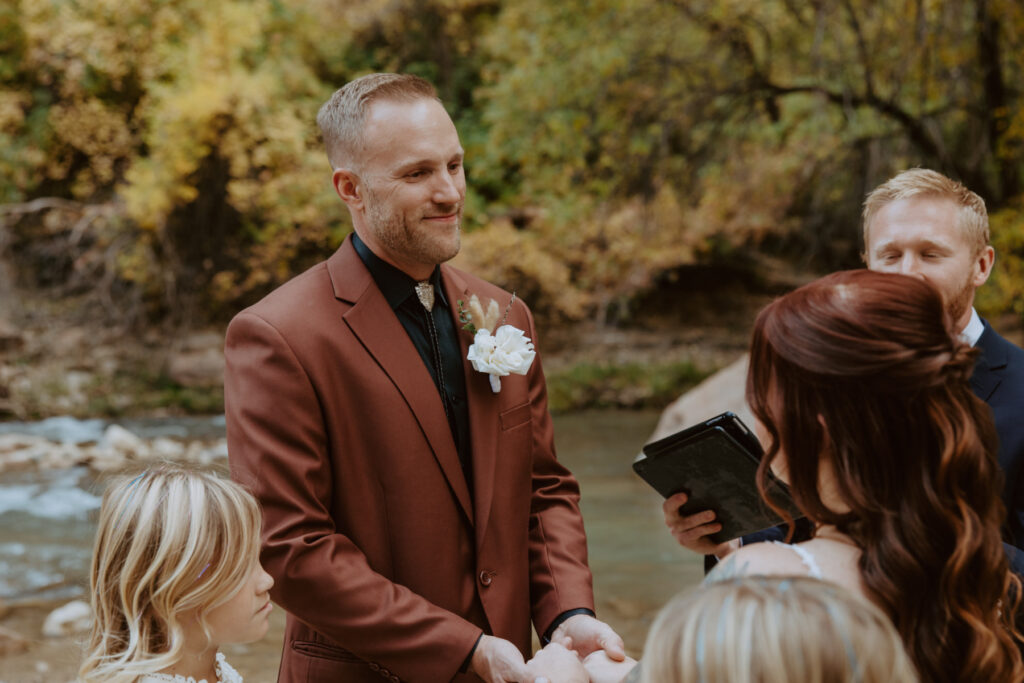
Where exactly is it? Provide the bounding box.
[962,307,984,348]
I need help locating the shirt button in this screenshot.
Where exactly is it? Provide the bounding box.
[479,570,493,586]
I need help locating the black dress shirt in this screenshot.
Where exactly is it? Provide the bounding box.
[352,233,473,485]
[353,233,593,659]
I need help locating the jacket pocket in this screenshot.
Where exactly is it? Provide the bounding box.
[291,639,364,663]
[499,402,532,431]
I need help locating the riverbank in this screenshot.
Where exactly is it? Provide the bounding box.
[0,264,776,421]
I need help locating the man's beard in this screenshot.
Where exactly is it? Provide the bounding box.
[946,273,975,329]
[365,191,462,266]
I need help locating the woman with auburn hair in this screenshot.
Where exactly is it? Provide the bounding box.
[705,269,1022,683]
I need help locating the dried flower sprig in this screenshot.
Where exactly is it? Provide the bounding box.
[458,292,514,334]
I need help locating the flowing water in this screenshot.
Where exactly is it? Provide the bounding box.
[0,411,704,677]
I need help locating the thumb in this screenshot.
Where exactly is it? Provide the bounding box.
[600,633,627,661]
[508,657,532,681]
[553,633,573,648]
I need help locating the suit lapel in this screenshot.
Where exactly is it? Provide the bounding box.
[329,240,474,525]
[972,321,1006,402]
[443,266,500,547]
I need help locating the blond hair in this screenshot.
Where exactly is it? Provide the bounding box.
[862,168,989,256]
[640,577,919,683]
[316,72,438,170]
[79,463,262,683]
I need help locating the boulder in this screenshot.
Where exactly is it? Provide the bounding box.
[42,600,92,637]
[0,434,52,473]
[648,353,754,443]
[150,437,186,460]
[196,438,229,464]
[36,443,86,470]
[103,424,146,458]
[166,347,224,388]
[84,445,130,472]
[180,330,224,352]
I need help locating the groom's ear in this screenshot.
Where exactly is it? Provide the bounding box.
[332,168,364,210]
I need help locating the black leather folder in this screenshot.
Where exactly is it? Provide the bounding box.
[633,411,803,543]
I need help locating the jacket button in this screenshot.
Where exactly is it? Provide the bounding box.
[369,663,380,671]
[479,570,493,586]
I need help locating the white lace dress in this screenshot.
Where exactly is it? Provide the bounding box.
[138,652,243,683]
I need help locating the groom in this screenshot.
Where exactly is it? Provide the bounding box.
[225,73,623,682]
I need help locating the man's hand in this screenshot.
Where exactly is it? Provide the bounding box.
[582,651,638,683]
[662,492,738,557]
[470,635,531,683]
[550,614,625,661]
[524,642,587,683]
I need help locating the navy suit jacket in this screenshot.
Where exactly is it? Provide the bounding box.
[706,319,1024,572]
[972,320,1024,548]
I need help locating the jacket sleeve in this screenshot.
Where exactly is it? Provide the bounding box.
[225,310,482,682]
[519,303,597,634]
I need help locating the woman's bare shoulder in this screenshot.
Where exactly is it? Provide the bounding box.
[704,542,812,584]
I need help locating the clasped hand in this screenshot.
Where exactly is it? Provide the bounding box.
[528,615,635,683]
[471,616,635,683]
[525,642,637,683]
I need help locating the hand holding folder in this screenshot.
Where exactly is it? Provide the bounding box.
[634,412,803,544]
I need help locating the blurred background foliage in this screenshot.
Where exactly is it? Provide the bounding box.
[2,0,1024,329]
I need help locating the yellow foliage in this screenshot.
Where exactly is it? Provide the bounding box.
[979,200,1024,319]
[455,220,587,323]
[0,91,28,132]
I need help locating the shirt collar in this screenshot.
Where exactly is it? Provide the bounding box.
[961,307,984,347]
[351,232,448,311]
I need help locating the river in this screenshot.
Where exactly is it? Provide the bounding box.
[0,410,704,680]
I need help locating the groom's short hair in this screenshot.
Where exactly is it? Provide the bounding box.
[861,168,989,257]
[317,73,439,171]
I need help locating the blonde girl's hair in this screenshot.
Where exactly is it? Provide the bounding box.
[79,462,262,683]
[640,576,920,683]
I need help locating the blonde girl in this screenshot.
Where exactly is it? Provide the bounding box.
[79,463,274,683]
[636,576,918,683]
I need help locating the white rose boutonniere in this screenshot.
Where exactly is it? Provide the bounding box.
[459,293,536,393]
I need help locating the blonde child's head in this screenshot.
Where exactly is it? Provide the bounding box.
[79,462,268,683]
[641,576,919,683]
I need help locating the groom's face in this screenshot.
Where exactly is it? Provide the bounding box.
[352,97,466,277]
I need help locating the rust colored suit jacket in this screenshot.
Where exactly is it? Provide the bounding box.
[225,236,594,683]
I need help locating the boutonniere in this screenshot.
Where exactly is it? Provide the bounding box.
[458,292,536,393]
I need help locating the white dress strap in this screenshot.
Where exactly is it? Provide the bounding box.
[770,541,824,579]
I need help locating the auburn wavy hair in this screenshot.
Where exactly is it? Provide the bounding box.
[747,269,1022,683]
